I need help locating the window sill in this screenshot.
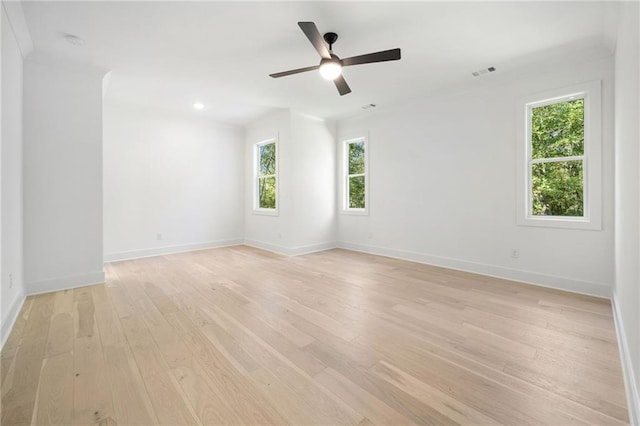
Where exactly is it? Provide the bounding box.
[517,216,601,230]
[253,209,279,217]
[341,209,369,216]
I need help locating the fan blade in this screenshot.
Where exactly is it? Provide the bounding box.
[342,48,401,67]
[270,65,319,78]
[298,22,331,59]
[334,75,351,96]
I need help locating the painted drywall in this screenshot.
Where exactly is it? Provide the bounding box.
[23,56,106,294]
[289,111,337,251]
[1,3,26,345]
[613,1,640,423]
[103,101,245,261]
[244,109,336,254]
[337,55,615,298]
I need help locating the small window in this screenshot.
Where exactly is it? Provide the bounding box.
[343,137,368,213]
[517,81,602,230]
[254,139,277,213]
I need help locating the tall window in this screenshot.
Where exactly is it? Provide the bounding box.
[518,81,601,230]
[530,97,585,217]
[255,139,277,211]
[344,137,367,212]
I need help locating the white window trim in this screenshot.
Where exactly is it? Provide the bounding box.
[253,138,278,216]
[516,80,602,230]
[341,136,369,215]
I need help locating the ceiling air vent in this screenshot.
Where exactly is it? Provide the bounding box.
[361,104,377,110]
[472,66,496,77]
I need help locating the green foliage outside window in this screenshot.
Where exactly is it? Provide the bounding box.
[348,141,366,209]
[258,142,276,209]
[349,142,365,174]
[349,176,365,208]
[531,99,584,216]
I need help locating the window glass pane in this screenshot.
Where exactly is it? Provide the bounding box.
[348,176,366,209]
[531,98,584,159]
[258,177,276,209]
[348,141,365,175]
[532,160,583,216]
[259,143,276,175]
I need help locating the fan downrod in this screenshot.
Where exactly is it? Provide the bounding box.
[323,32,338,50]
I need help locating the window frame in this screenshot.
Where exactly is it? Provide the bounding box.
[253,138,278,216]
[342,136,369,215]
[516,81,602,230]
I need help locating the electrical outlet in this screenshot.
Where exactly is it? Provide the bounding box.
[9,274,13,288]
[156,233,163,240]
[510,249,520,259]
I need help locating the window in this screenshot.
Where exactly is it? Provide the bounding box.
[343,137,368,213]
[254,139,277,213]
[517,81,602,229]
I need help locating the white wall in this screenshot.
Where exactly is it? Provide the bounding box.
[337,55,614,298]
[1,2,25,345]
[244,109,336,255]
[103,101,245,261]
[613,1,640,423]
[23,56,106,294]
[289,111,336,251]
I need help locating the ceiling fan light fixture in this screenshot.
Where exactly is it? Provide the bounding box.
[319,59,342,80]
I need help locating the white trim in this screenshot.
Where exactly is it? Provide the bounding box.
[26,271,106,296]
[104,238,245,262]
[337,241,611,298]
[243,239,337,257]
[1,0,33,59]
[341,136,369,214]
[253,138,279,215]
[516,80,602,230]
[1,288,26,350]
[612,296,640,426]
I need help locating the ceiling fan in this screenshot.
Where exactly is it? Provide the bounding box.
[269,22,401,96]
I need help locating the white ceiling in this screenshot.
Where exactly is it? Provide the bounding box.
[21,1,618,125]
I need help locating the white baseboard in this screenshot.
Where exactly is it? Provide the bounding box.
[1,289,26,350]
[612,296,640,425]
[337,241,611,298]
[26,271,106,296]
[104,238,244,262]
[243,239,337,256]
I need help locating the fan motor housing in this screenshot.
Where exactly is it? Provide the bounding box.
[323,32,338,47]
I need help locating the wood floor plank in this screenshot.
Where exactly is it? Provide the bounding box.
[1,293,54,425]
[1,245,630,425]
[1,298,35,361]
[370,360,502,425]
[0,334,48,425]
[71,286,116,425]
[160,308,288,425]
[44,313,74,358]
[32,352,74,426]
[314,366,417,426]
[101,343,158,425]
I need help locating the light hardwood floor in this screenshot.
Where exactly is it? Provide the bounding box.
[1,246,629,425]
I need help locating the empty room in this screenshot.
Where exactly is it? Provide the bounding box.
[1,0,639,424]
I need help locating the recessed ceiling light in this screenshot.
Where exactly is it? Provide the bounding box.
[64,34,84,46]
[193,103,205,110]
